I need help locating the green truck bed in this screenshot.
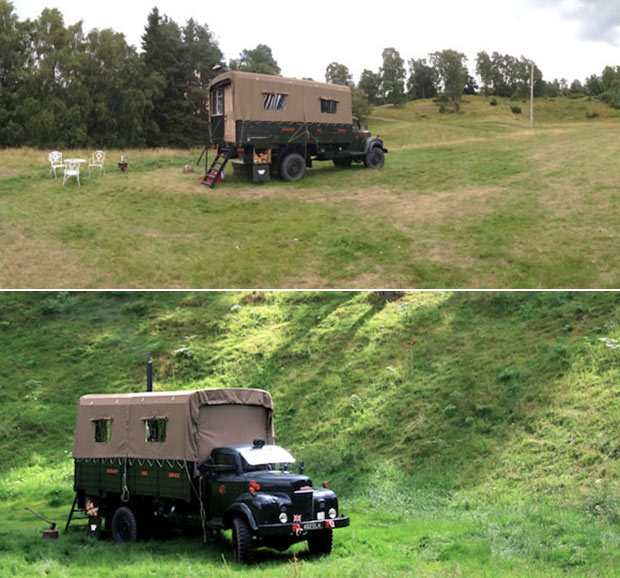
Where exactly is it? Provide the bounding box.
[74,459,192,502]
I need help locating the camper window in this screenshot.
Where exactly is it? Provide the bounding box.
[320,98,338,114]
[263,92,287,111]
[144,418,167,443]
[93,419,111,443]
[211,88,224,116]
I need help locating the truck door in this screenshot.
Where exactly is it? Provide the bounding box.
[205,450,245,521]
[223,85,235,143]
[210,84,235,144]
[210,86,224,141]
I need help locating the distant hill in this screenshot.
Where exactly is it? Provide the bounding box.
[369,95,616,150]
[1,291,618,501]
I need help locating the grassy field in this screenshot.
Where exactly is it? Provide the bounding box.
[1,291,619,576]
[1,96,619,288]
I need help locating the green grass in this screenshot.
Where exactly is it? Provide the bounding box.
[2,96,620,288]
[1,292,620,575]
[2,465,618,576]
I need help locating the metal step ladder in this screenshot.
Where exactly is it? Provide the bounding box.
[204,145,232,189]
[64,492,88,532]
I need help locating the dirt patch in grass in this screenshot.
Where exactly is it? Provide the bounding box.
[215,179,507,231]
[0,233,93,288]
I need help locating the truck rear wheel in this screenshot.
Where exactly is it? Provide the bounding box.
[280,153,306,182]
[307,528,333,556]
[364,147,385,169]
[231,516,254,564]
[111,506,138,544]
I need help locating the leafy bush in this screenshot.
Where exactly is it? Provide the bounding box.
[585,110,599,119]
[490,97,498,106]
[510,105,522,114]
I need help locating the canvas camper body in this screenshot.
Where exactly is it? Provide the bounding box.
[72,388,274,503]
[209,70,353,148]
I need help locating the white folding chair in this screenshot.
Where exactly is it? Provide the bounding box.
[49,151,63,178]
[88,150,106,176]
[62,160,81,186]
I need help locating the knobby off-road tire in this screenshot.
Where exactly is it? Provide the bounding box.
[363,146,385,169]
[231,516,254,564]
[111,506,138,544]
[280,153,306,182]
[307,528,333,556]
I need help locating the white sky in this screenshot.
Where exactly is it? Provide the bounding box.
[10,0,620,84]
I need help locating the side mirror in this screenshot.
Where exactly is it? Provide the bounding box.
[299,461,304,475]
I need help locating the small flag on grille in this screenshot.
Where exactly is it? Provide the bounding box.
[293,514,302,522]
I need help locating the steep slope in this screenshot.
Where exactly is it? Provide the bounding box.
[1,291,619,501]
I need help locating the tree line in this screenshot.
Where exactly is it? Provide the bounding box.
[345,48,620,112]
[2,0,620,149]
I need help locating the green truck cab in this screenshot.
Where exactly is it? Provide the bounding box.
[67,388,349,564]
[204,70,387,187]
[200,442,349,562]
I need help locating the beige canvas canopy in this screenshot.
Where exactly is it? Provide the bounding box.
[209,70,352,124]
[72,388,274,463]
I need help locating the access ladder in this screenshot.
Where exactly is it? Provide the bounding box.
[64,492,88,532]
[204,145,232,189]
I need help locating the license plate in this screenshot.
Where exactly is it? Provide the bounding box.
[303,521,323,531]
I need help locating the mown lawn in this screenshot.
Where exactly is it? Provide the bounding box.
[0,97,619,288]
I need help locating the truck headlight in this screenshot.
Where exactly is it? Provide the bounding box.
[328,508,337,519]
[279,512,288,524]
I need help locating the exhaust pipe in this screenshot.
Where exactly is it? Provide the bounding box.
[147,360,153,392]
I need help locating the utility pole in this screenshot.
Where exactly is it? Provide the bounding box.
[530,62,534,130]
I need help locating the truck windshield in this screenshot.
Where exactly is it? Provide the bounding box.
[238,445,295,467]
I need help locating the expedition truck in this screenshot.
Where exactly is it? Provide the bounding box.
[204,70,387,187]
[66,388,349,563]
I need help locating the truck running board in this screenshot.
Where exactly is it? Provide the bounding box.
[204,146,233,189]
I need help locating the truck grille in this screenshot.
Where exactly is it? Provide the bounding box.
[291,488,313,520]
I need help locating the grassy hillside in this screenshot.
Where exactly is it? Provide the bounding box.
[1,97,619,288]
[1,291,619,576]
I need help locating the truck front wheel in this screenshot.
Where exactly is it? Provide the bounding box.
[111,506,138,544]
[364,147,385,169]
[231,516,254,564]
[307,528,333,556]
[280,153,306,182]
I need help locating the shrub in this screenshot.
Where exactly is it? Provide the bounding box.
[585,110,599,119]
[490,97,498,106]
[510,105,522,114]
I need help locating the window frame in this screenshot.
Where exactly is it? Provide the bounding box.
[143,417,167,443]
[320,98,339,115]
[92,418,112,443]
[263,92,288,111]
[211,87,224,116]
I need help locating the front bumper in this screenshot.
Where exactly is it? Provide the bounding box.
[257,516,350,537]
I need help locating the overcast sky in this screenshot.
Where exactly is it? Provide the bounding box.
[11,0,620,84]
